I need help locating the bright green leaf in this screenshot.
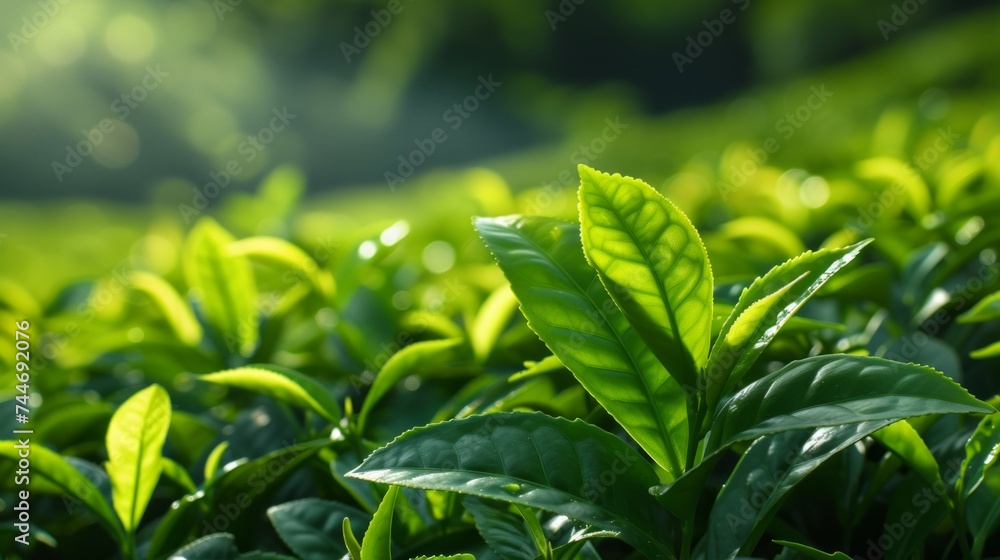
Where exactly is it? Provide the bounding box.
[476,215,687,479]
[106,384,172,534]
[361,485,399,560]
[160,457,197,495]
[183,217,259,357]
[204,441,229,483]
[705,240,871,409]
[200,365,341,422]
[229,236,335,299]
[357,338,463,433]
[578,164,712,388]
[471,285,520,362]
[344,517,363,560]
[508,355,566,383]
[959,290,1000,323]
[128,271,203,345]
[970,340,1000,359]
[871,420,941,489]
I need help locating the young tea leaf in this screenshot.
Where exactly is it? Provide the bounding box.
[183,217,259,357]
[357,338,463,434]
[475,215,687,478]
[578,165,713,388]
[200,364,341,422]
[704,239,871,410]
[344,517,363,560]
[361,485,399,560]
[106,384,172,534]
[127,271,203,346]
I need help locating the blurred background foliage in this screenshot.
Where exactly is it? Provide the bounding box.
[0,0,998,377]
[0,0,999,298]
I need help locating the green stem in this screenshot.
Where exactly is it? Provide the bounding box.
[680,520,694,560]
[684,390,701,472]
[124,534,137,560]
[679,385,704,560]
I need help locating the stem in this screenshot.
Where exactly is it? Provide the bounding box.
[680,521,694,560]
[684,390,702,472]
[679,385,703,560]
[952,489,975,560]
[124,534,137,560]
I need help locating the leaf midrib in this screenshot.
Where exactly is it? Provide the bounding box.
[352,465,667,556]
[203,235,246,352]
[126,396,153,530]
[504,224,682,473]
[586,185,697,379]
[721,392,980,447]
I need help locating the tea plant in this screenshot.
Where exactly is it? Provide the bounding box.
[4,163,1000,560]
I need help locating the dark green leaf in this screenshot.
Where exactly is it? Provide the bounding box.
[347,412,673,560]
[707,422,889,559]
[463,496,538,560]
[168,533,239,559]
[267,498,370,560]
[707,355,993,451]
